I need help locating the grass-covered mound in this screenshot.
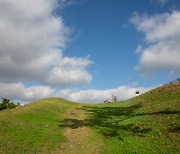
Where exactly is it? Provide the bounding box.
[80,84,180,153]
[0,98,75,153]
[0,84,179,154]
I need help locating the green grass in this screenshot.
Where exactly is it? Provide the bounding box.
[0,84,180,154]
[80,84,180,153]
[0,98,75,154]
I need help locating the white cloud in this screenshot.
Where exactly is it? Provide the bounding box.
[0,82,153,104]
[130,11,180,76]
[0,0,92,86]
[135,41,180,76]
[131,11,180,43]
[0,82,54,102]
[57,86,152,103]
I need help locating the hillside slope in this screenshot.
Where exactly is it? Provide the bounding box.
[0,84,179,154]
[0,98,76,153]
[80,84,180,153]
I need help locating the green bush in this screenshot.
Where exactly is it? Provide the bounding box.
[0,98,19,110]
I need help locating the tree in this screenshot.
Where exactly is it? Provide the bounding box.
[0,98,17,110]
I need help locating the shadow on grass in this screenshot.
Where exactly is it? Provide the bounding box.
[59,118,84,129]
[169,126,180,133]
[59,104,180,140]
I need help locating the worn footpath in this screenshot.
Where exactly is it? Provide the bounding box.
[53,105,103,154]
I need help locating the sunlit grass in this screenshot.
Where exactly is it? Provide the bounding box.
[0,98,75,153]
[81,84,180,153]
[0,84,179,153]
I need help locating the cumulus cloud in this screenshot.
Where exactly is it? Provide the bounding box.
[0,82,54,102]
[0,82,153,103]
[0,0,92,86]
[130,11,180,76]
[57,86,152,103]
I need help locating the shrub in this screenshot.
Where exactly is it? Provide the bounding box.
[0,98,18,111]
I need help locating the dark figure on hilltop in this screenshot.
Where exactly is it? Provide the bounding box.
[177,78,180,83]
[112,95,117,102]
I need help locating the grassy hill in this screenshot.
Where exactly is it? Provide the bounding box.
[81,83,180,153]
[0,98,76,153]
[0,84,179,153]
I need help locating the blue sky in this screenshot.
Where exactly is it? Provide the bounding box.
[0,0,180,103]
[60,0,180,88]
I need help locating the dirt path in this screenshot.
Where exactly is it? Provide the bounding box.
[53,106,103,154]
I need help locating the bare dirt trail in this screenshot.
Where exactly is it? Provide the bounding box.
[53,106,103,154]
